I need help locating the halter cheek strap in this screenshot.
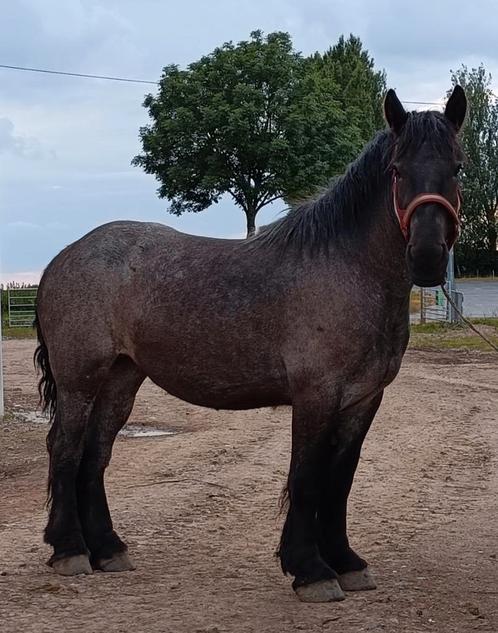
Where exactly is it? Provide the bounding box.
[392,175,462,248]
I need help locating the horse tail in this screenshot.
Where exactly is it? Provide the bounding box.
[275,482,290,566]
[34,313,57,420]
[278,484,290,515]
[34,313,57,505]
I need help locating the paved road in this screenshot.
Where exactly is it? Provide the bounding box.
[456,279,498,317]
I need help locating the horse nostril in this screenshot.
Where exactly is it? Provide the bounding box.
[408,242,445,258]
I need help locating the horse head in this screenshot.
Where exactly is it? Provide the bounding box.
[384,86,467,287]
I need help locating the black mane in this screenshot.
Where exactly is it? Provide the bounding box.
[253,111,459,254]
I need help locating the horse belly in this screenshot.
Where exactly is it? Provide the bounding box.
[132,340,290,410]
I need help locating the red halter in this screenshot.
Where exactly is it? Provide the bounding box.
[392,174,462,248]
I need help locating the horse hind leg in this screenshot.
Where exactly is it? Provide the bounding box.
[76,355,145,572]
[44,388,103,576]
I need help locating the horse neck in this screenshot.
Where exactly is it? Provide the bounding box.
[341,185,411,291]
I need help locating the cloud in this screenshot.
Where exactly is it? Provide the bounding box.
[0,1,140,79]
[0,117,44,158]
[46,221,69,230]
[6,220,68,231]
[6,220,42,230]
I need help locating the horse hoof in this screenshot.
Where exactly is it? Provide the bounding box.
[295,579,345,603]
[52,555,93,576]
[338,567,377,591]
[95,552,136,572]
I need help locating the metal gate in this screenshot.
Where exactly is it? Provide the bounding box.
[419,287,448,322]
[7,287,37,327]
[416,285,464,323]
[416,251,464,324]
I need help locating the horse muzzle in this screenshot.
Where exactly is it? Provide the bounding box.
[392,175,461,287]
[406,241,448,288]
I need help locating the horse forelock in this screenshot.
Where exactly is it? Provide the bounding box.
[393,110,463,163]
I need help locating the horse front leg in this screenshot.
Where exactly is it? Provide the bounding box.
[277,398,345,603]
[317,391,384,593]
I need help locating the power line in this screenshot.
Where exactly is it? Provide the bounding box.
[0,62,445,104]
[403,99,442,106]
[0,63,158,85]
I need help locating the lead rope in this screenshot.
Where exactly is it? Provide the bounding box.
[439,285,498,353]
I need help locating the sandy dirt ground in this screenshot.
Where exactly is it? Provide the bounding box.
[0,339,497,633]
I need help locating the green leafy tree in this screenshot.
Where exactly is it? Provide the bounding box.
[307,35,386,141]
[450,65,498,273]
[134,31,385,237]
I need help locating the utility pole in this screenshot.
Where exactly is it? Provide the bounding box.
[446,249,464,323]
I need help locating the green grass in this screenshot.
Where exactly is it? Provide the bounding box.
[411,317,498,332]
[410,322,456,334]
[470,317,498,328]
[2,324,36,339]
[410,335,498,351]
[410,318,498,351]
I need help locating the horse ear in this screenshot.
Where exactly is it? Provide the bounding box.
[445,85,467,132]
[384,89,408,135]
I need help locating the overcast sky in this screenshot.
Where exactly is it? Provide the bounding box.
[2,0,498,283]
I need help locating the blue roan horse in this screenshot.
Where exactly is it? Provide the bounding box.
[34,87,466,602]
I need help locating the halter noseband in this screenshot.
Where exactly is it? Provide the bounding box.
[392,174,462,248]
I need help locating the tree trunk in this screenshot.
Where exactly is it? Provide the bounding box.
[245,207,257,238]
[488,223,497,255]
